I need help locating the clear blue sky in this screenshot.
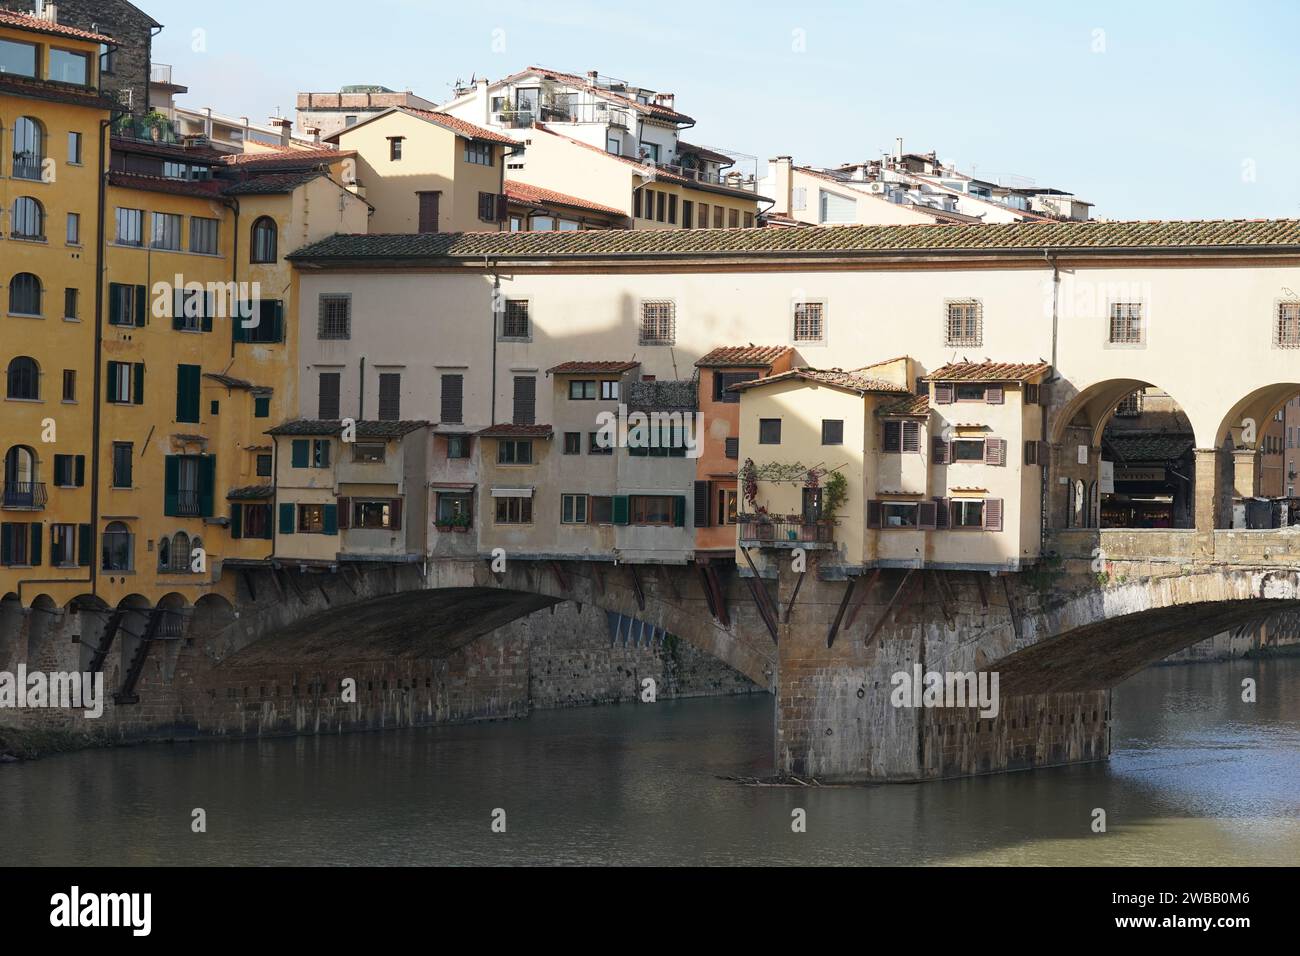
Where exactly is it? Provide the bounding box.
[148,0,1300,221]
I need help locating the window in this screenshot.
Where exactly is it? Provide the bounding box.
[952,439,985,462]
[66,212,80,245]
[318,372,340,419]
[630,495,676,526]
[345,115,357,127]
[101,521,133,571]
[950,499,985,528]
[298,504,326,533]
[190,217,219,255]
[107,282,144,326]
[478,192,498,222]
[464,141,493,165]
[51,524,77,567]
[233,503,273,540]
[819,189,855,224]
[48,49,89,85]
[882,502,919,528]
[718,489,738,525]
[1109,302,1143,344]
[495,496,532,524]
[52,454,84,487]
[881,420,920,453]
[312,440,330,468]
[149,212,182,251]
[352,499,394,529]
[561,494,588,524]
[12,117,43,180]
[822,419,844,445]
[115,208,143,246]
[744,212,755,228]
[256,453,272,477]
[318,295,351,339]
[418,191,440,233]
[0,38,38,78]
[656,192,666,222]
[945,300,982,347]
[627,421,688,457]
[175,364,201,423]
[588,432,612,455]
[501,299,530,339]
[106,362,143,404]
[440,374,464,424]
[1276,302,1300,348]
[62,369,75,401]
[498,440,533,464]
[447,435,470,459]
[389,137,403,161]
[668,195,677,225]
[436,493,472,525]
[640,300,675,345]
[759,419,782,444]
[11,197,44,239]
[568,380,596,400]
[111,443,133,488]
[512,376,535,425]
[955,384,989,402]
[682,200,694,229]
[64,131,83,167]
[563,432,582,454]
[249,216,278,262]
[531,215,554,231]
[714,371,758,403]
[792,301,824,343]
[352,443,386,463]
[6,357,39,400]
[697,203,709,228]
[9,272,42,315]
[1115,391,1143,417]
[600,380,619,400]
[254,395,270,418]
[378,373,401,421]
[724,437,739,459]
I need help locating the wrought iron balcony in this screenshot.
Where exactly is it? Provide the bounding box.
[737,514,836,548]
[174,491,202,516]
[1,482,47,510]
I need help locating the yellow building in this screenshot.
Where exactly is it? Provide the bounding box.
[325,107,515,233]
[0,11,114,606]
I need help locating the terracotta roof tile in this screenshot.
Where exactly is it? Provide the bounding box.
[289,219,1300,264]
[226,484,275,500]
[224,147,353,169]
[223,171,325,195]
[546,360,640,374]
[877,393,931,417]
[266,419,430,437]
[696,345,793,368]
[0,10,113,42]
[0,73,117,110]
[927,361,1052,383]
[475,423,554,438]
[730,367,909,396]
[402,108,517,145]
[505,181,627,218]
[107,171,232,202]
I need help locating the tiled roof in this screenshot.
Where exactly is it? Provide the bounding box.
[695,345,793,368]
[505,181,628,218]
[266,419,430,437]
[878,393,931,417]
[110,137,226,163]
[203,373,272,391]
[729,367,910,396]
[402,108,518,145]
[546,360,640,374]
[226,485,275,500]
[0,74,118,110]
[223,171,324,195]
[1105,434,1195,462]
[927,361,1052,383]
[224,147,353,169]
[289,219,1300,264]
[475,423,554,438]
[107,171,231,201]
[0,10,114,42]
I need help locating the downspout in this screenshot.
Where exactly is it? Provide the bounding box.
[489,259,498,426]
[358,357,365,419]
[1041,249,1060,550]
[229,196,240,359]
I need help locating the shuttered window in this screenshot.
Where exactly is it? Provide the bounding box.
[417,192,440,233]
[882,420,919,453]
[175,364,201,423]
[818,189,855,224]
[378,373,401,421]
[441,374,463,423]
[512,375,535,425]
[318,372,340,419]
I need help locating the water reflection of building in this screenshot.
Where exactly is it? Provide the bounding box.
[1100,389,1196,528]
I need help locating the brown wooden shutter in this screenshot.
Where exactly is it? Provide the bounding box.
[724,437,739,459]
[512,376,536,425]
[902,420,921,453]
[497,195,509,222]
[1024,383,1040,405]
[866,500,882,529]
[336,496,350,529]
[935,383,954,404]
[984,498,1003,531]
[985,384,1005,404]
[932,439,950,464]
[882,421,901,453]
[390,498,403,531]
[918,501,937,529]
[985,438,1007,466]
[934,497,950,529]
[418,192,440,233]
[693,481,711,528]
[1024,440,1037,465]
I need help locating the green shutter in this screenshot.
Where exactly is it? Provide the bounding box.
[272,301,284,342]
[177,364,200,423]
[0,524,11,565]
[30,523,42,566]
[201,292,213,333]
[291,439,309,468]
[108,283,123,325]
[322,503,338,535]
[318,440,330,468]
[163,455,179,516]
[171,287,184,330]
[254,395,270,418]
[198,456,215,517]
[229,503,243,539]
[132,363,145,404]
[75,455,85,487]
[78,523,91,566]
[279,502,295,534]
[134,284,146,326]
[612,495,629,525]
[106,361,119,401]
[672,496,686,527]
[233,304,248,343]
[53,455,68,486]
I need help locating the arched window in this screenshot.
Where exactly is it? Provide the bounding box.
[12,117,44,181]
[157,535,171,571]
[251,217,277,263]
[11,197,44,239]
[3,445,37,508]
[9,273,42,316]
[6,357,39,400]
[102,522,133,572]
[169,531,190,572]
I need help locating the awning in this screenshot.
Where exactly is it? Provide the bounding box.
[431,482,476,491]
[491,487,534,498]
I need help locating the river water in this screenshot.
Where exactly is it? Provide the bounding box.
[2,658,1297,866]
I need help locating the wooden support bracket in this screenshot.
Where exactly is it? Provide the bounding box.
[865,567,915,647]
[825,576,856,648]
[626,563,646,611]
[550,560,570,593]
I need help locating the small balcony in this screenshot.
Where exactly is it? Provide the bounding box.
[173,491,202,516]
[737,514,836,549]
[2,482,47,510]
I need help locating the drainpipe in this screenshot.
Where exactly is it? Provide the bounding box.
[229,197,240,359]
[358,356,365,419]
[1041,249,1060,549]
[489,260,498,426]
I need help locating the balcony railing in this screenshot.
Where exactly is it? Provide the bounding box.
[150,63,174,85]
[2,482,47,510]
[738,515,836,547]
[174,491,201,516]
[112,113,185,145]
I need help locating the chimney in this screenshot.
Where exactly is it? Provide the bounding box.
[769,155,793,215]
[894,137,903,161]
[38,1,59,22]
[586,70,598,84]
[203,107,213,138]
[305,125,321,146]
[269,117,293,147]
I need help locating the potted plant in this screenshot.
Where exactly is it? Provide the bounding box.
[451,512,471,533]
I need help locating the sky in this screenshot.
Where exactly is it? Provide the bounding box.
[147,0,1300,221]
